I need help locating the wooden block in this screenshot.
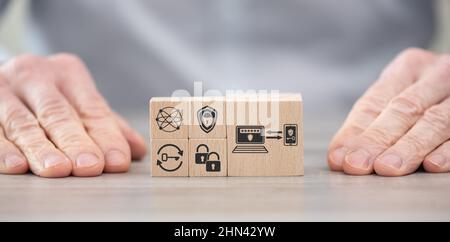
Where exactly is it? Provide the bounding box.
[189,139,227,177]
[150,97,190,139]
[189,96,226,139]
[151,139,188,177]
[226,93,303,176]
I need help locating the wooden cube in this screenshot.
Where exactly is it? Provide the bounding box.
[189,96,226,139]
[150,97,190,139]
[151,139,188,177]
[226,93,303,176]
[189,139,227,176]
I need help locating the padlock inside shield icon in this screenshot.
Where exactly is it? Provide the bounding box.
[197,106,217,133]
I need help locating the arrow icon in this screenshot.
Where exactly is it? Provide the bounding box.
[266,130,282,135]
[158,144,183,155]
[157,160,183,172]
[157,144,184,172]
[267,135,282,140]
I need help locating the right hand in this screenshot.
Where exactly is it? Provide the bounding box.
[0,54,147,177]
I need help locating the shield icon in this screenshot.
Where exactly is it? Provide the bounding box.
[197,106,217,133]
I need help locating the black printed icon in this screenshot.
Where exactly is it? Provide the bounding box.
[266,129,282,140]
[232,126,268,153]
[156,107,183,132]
[195,144,209,164]
[284,124,298,146]
[194,144,221,172]
[197,106,217,133]
[156,144,184,172]
[205,152,221,172]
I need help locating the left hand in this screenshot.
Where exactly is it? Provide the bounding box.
[328,48,450,176]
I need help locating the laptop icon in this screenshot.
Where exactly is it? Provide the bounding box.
[232,125,268,153]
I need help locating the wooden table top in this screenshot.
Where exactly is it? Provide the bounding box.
[1,113,449,221]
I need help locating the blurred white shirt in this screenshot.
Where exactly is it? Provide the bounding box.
[3,0,435,116]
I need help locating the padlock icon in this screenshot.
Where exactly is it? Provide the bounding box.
[195,144,209,164]
[206,152,221,172]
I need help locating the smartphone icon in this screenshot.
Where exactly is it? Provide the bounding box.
[284,124,297,146]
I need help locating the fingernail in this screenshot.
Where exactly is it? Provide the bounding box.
[428,154,447,167]
[43,154,68,168]
[330,147,347,166]
[379,154,403,169]
[4,154,26,168]
[346,149,371,169]
[76,153,100,168]
[105,150,127,167]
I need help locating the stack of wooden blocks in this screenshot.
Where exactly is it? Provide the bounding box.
[150,93,303,177]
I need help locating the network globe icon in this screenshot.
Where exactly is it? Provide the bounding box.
[156,107,183,132]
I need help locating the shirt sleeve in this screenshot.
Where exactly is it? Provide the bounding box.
[0,0,9,17]
[0,0,11,62]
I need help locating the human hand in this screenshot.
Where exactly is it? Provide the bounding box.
[0,54,147,177]
[328,48,450,176]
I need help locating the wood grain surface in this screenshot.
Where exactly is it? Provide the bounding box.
[1,112,449,221]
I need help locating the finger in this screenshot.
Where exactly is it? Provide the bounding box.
[0,81,72,177]
[328,48,437,171]
[0,124,28,174]
[0,76,28,174]
[423,140,450,173]
[112,112,147,160]
[48,54,131,172]
[342,55,450,175]
[19,84,105,177]
[2,55,104,177]
[374,97,450,176]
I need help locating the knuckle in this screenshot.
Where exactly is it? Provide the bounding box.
[77,97,111,120]
[344,122,366,135]
[389,95,424,121]
[422,105,450,134]
[36,98,74,126]
[11,54,43,66]
[51,53,83,64]
[87,126,110,137]
[0,86,12,102]
[88,128,123,145]
[4,112,43,143]
[34,100,89,146]
[399,48,428,60]
[50,53,86,73]
[382,48,433,81]
[43,115,78,136]
[362,127,394,148]
[432,56,450,85]
[86,122,124,143]
[3,106,37,133]
[0,106,49,151]
[2,54,54,86]
[4,54,45,74]
[401,135,429,158]
[55,131,90,149]
[438,54,450,66]
[353,95,385,118]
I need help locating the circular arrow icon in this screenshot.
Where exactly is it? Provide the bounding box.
[156,144,184,172]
